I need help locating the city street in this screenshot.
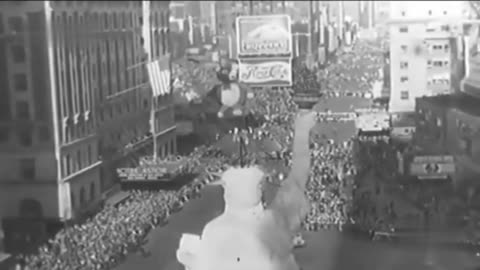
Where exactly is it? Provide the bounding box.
[115,96,478,270]
[115,184,478,270]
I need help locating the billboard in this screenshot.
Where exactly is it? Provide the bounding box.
[409,155,455,180]
[355,111,390,132]
[236,15,292,57]
[238,59,292,86]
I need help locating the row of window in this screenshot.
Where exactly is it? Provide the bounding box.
[399,43,449,54]
[427,59,450,68]
[399,24,451,34]
[429,44,449,51]
[398,9,452,18]
[63,120,95,144]
[0,126,50,146]
[427,78,450,86]
[62,143,95,178]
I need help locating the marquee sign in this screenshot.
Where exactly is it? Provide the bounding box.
[409,155,455,180]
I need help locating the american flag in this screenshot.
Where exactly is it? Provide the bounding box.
[146,56,171,97]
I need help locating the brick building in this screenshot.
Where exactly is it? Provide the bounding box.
[0,0,175,252]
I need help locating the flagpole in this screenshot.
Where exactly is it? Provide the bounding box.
[142,0,158,160]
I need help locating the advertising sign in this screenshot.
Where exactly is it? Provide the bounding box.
[239,59,292,86]
[236,15,292,57]
[355,111,390,132]
[409,155,455,180]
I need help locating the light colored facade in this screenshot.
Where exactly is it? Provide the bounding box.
[0,0,175,251]
[388,1,468,114]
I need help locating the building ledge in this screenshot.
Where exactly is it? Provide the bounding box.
[61,134,97,150]
[154,125,176,138]
[62,161,102,183]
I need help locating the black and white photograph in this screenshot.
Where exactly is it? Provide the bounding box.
[0,1,479,270]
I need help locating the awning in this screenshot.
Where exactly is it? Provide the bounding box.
[104,191,130,207]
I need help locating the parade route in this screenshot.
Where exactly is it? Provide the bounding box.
[115,184,478,270]
[115,97,478,270]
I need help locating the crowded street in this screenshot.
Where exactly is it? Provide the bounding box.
[2,2,480,270]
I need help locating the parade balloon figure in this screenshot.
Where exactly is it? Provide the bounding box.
[206,58,254,166]
[176,111,316,270]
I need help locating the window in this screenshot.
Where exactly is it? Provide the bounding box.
[444,44,449,51]
[8,16,24,32]
[400,45,407,53]
[80,187,86,204]
[460,137,473,157]
[71,189,75,208]
[11,45,26,63]
[87,144,92,164]
[400,91,409,100]
[427,60,432,68]
[90,182,95,201]
[399,26,408,33]
[64,154,71,176]
[17,130,32,146]
[76,150,81,171]
[433,61,443,67]
[0,14,4,34]
[441,25,450,32]
[14,74,28,92]
[19,158,35,180]
[16,101,30,119]
[0,128,8,143]
[400,61,408,69]
[38,126,49,142]
[400,76,408,83]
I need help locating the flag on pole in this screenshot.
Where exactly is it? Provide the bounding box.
[146,56,171,97]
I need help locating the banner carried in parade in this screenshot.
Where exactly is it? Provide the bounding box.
[236,15,292,57]
[409,155,455,180]
[238,59,292,86]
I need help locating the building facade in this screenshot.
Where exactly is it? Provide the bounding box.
[0,0,175,252]
[388,1,468,114]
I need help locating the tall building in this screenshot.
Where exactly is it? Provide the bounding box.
[0,0,175,252]
[388,1,469,114]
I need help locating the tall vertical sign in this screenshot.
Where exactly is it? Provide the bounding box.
[236,14,293,87]
[142,0,151,59]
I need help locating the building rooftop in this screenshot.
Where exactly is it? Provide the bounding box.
[417,94,480,117]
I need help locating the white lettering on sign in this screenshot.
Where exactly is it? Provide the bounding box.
[239,61,291,84]
[241,40,289,54]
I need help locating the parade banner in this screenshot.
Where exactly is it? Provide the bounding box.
[236,15,292,57]
[238,59,292,86]
[409,155,455,180]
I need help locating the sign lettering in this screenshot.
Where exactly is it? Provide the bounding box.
[239,60,292,86]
